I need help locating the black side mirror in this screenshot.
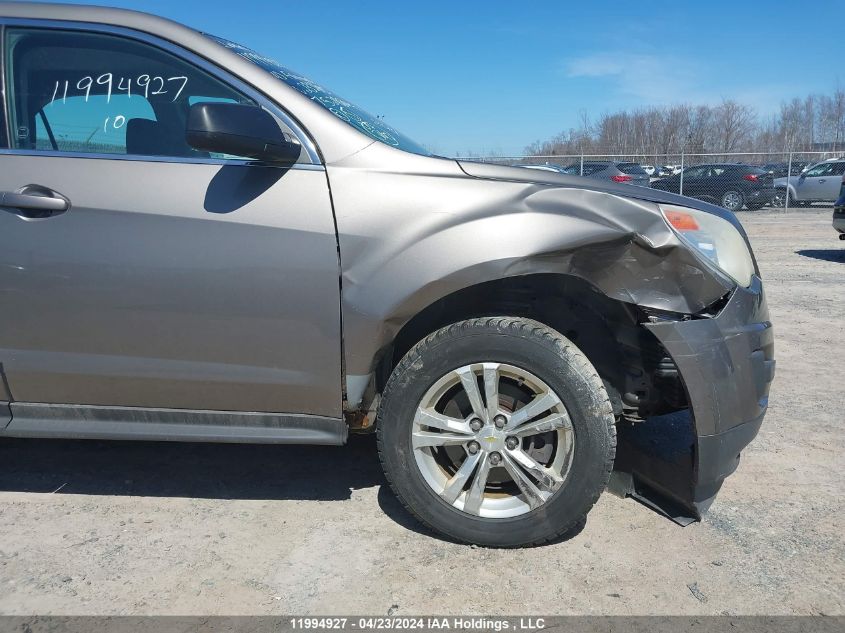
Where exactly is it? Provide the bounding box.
[186,102,301,165]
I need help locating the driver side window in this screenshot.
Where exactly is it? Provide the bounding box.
[4,27,256,159]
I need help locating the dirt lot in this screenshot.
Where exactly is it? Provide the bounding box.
[0,208,842,616]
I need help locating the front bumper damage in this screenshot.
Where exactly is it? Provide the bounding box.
[609,276,775,524]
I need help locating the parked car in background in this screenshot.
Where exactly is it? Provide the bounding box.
[664,164,684,176]
[762,162,809,178]
[562,160,650,186]
[651,164,776,211]
[834,172,845,240]
[773,158,845,206]
[512,163,577,175]
[641,164,656,176]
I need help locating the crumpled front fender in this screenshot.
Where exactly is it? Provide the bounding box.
[327,147,734,403]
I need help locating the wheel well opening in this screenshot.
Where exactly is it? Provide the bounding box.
[380,273,688,422]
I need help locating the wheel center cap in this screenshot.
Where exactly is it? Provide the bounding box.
[477,427,506,451]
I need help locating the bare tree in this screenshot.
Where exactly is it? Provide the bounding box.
[522,85,844,159]
[711,99,756,154]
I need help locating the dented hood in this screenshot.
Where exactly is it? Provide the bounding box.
[457,160,748,235]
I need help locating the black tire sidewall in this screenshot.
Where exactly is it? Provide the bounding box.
[378,319,614,547]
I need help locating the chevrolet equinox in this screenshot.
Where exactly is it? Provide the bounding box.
[0,3,775,547]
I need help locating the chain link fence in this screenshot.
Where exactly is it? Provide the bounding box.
[464,151,845,212]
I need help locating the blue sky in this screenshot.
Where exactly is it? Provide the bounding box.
[39,0,838,156]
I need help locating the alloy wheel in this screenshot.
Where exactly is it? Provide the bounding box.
[411,362,575,518]
[722,191,743,211]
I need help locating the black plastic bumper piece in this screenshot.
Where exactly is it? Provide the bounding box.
[611,276,775,523]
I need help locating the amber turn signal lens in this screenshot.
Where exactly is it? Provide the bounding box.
[663,209,700,231]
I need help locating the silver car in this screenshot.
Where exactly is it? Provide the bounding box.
[0,2,774,547]
[775,158,845,205]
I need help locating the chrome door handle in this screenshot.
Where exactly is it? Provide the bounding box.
[0,185,69,218]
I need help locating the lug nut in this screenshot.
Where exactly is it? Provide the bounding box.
[489,451,502,466]
[505,436,519,450]
[494,414,507,429]
[467,441,480,455]
[469,418,483,432]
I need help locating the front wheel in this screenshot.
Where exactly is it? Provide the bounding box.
[377,317,616,547]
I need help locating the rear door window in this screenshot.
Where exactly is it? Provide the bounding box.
[617,162,646,175]
[683,166,707,179]
[580,163,606,176]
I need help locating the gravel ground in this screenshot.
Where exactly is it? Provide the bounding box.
[0,208,843,616]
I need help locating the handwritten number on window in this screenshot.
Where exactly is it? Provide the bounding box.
[117,77,131,98]
[76,76,92,102]
[102,115,127,133]
[48,73,191,139]
[136,74,151,99]
[150,76,166,95]
[96,73,113,103]
[50,74,189,106]
[166,76,188,102]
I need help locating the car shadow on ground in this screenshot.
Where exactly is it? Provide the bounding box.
[796,248,845,262]
[0,433,587,545]
[0,434,385,501]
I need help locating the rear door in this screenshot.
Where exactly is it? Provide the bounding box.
[0,24,342,417]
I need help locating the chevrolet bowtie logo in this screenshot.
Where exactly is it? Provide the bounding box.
[483,436,497,443]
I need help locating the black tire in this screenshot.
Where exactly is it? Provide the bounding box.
[376,316,616,547]
[721,190,744,212]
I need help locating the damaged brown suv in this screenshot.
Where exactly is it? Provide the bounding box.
[0,2,775,546]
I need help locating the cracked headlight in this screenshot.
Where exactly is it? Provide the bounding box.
[660,205,755,287]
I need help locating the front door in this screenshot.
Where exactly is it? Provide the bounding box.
[817,162,845,201]
[798,162,837,201]
[679,166,708,199]
[0,25,342,417]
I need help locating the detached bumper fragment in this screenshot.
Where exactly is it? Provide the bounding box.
[610,276,775,523]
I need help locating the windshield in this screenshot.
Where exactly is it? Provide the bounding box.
[207,35,431,156]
